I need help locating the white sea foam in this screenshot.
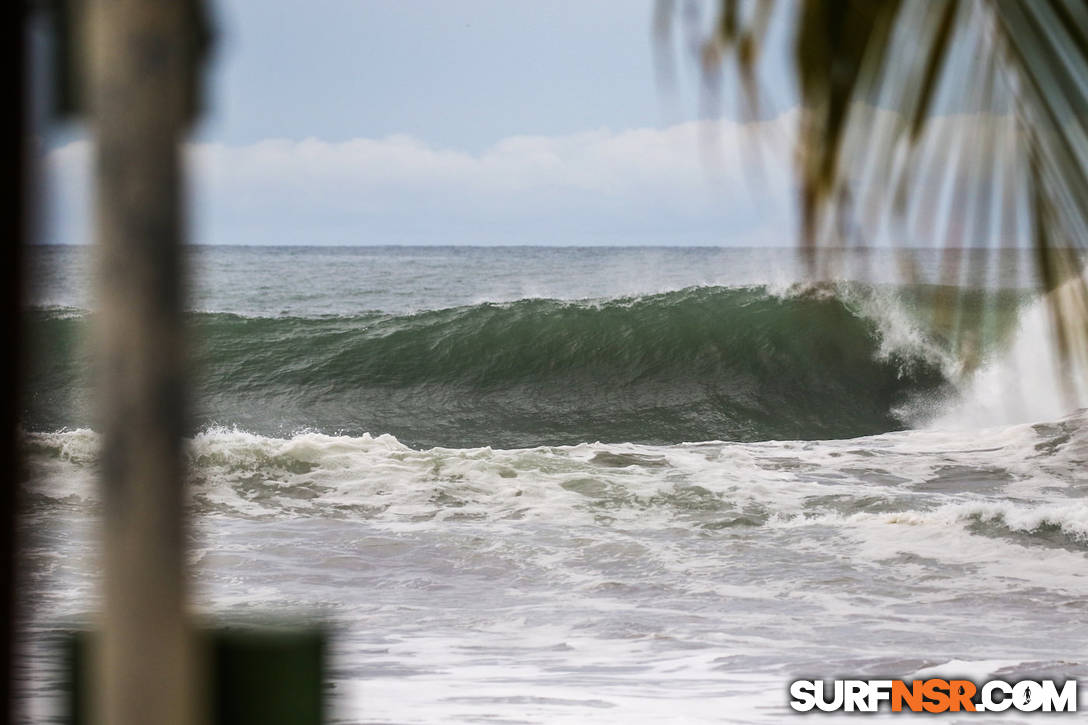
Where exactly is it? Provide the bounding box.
[22,415,1088,724]
[25,409,1088,530]
[931,277,1088,428]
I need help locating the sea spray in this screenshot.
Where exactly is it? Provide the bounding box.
[928,275,1088,428]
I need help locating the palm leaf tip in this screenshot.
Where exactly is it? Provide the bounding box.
[664,0,1088,389]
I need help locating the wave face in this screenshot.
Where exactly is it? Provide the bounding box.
[25,285,955,447]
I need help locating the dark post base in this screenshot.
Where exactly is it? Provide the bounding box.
[66,627,326,725]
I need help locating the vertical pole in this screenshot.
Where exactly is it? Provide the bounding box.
[0,3,27,724]
[85,2,198,724]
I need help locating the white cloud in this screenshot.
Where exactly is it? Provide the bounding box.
[41,115,802,246]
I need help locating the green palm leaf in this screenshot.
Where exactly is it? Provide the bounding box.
[657,0,1088,383]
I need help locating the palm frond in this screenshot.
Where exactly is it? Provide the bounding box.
[657,0,1088,382]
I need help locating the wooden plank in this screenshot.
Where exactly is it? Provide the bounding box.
[85,2,199,723]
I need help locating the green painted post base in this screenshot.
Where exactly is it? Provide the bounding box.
[66,628,326,725]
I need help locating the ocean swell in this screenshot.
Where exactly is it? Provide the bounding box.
[25,285,952,447]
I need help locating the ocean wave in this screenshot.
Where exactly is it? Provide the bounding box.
[24,284,967,446]
[23,413,1088,542]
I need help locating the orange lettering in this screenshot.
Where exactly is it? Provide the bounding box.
[948,680,976,711]
[892,680,923,712]
[922,679,950,713]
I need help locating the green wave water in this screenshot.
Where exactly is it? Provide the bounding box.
[24,285,975,447]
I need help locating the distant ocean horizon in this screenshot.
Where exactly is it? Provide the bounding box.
[20,244,1088,723]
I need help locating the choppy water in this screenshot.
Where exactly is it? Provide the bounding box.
[19,246,1088,723]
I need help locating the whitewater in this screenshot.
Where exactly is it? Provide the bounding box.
[18,246,1088,723]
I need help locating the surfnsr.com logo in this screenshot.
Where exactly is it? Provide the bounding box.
[789,679,1078,713]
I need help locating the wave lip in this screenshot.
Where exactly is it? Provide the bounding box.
[25,284,952,447]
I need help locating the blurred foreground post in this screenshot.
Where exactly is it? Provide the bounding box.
[85,1,204,724]
[2,3,28,724]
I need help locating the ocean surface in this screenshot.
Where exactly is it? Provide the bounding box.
[18,245,1088,723]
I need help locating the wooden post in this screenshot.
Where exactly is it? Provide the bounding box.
[85,2,200,724]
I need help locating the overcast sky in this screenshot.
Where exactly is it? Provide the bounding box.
[41,0,803,246]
